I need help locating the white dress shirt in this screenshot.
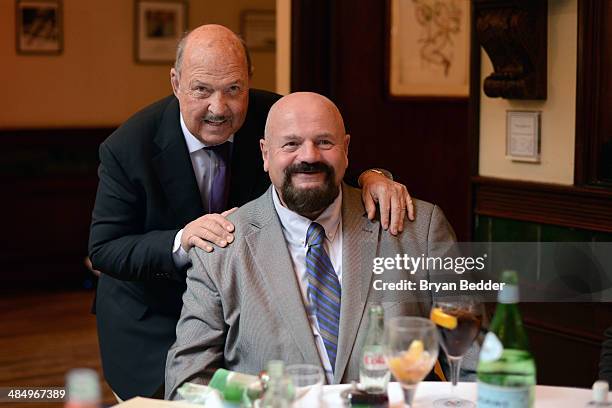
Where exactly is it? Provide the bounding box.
[272,187,343,384]
[172,113,234,268]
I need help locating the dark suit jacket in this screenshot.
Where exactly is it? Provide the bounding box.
[88,89,281,399]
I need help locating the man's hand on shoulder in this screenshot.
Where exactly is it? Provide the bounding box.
[181,207,238,252]
[359,170,415,236]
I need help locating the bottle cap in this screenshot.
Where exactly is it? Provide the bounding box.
[369,303,384,317]
[267,360,285,378]
[500,270,519,285]
[592,380,609,402]
[498,270,519,304]
[66,368,100,403]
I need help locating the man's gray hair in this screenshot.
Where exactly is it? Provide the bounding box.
[173,30,254,77]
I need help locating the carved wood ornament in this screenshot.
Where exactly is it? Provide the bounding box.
[474,0,547,99]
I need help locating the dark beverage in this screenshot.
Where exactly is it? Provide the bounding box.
[341,386,389,408]
[432,307,482,357]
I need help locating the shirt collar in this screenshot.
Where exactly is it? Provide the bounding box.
[180,112,234,153]
[272,186,342,246]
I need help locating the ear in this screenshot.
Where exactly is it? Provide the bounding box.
[344,134,351,162]
[170,68,180,97]
[260,138,269,172]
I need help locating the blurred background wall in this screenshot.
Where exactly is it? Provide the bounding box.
[0,0,276,128]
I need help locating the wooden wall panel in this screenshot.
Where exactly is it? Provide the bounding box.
[474,176,612,233]
[0,129,111,288]
[291,0,474,240]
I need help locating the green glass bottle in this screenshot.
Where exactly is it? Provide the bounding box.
[208,368,261,402]
[477,270,537,408]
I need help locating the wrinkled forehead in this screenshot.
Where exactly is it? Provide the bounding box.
[182,36,248,77]
[268,106,344,141]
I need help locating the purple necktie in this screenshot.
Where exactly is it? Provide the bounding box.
[204,142,231,214]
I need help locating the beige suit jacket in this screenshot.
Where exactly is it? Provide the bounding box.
[166,184,467,399]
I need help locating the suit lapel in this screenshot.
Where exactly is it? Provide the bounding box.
[334,184,378,383]
[247,188,323,370]
[227,91,265,207]
[151,98,204,226]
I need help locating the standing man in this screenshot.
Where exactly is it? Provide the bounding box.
[89,24,413,400]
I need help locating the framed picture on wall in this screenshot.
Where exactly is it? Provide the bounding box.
[135,0,187,64]
[15,0,63,55]
[240,10,276,52]
[387,0,470,98]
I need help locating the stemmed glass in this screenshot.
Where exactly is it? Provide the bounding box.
[384,316,439,407]
[430,299,483,408]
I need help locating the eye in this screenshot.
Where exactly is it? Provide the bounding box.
[317,139,334,148]
[227,85,241,95]
[191,86,211,98]
[282,141,300,151]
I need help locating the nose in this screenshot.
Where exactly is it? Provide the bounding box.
[208,92,228,116]
[298,140,321,163]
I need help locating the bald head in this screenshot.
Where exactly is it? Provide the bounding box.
[260,92,350,219]
[175,24,251,77]
[264,92,346,140]
[170,24,251,146]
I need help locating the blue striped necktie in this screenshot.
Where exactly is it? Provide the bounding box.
[305,222,341,372]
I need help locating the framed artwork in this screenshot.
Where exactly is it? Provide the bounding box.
[240,10,276,52]
[15,0,63,55]
[135,0,187,64]
[387,0,470,98]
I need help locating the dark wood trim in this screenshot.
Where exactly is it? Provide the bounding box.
[525,319,604,345]
[466,3,483,241]
[290,0,333,95]
[473,176,612,233]
[0,127,113,142]
[574,0,604,186]
[473,0,548,100]
[0,127,110,287]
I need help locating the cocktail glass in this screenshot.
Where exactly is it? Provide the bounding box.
[430,300,483,407]
[385,316,439,407]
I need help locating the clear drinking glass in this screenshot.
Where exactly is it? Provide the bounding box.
[384,316,439,407]
[284,364,324,407]
[430,299,483,408]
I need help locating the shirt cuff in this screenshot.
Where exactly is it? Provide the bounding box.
[357,168,394,186]
[172,229,191,269]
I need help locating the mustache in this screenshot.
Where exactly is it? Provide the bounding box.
[201,113,230,122]
[284,162,333,178]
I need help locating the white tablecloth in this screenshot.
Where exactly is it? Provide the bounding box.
[115,381,603,407]
[322,382,597,407]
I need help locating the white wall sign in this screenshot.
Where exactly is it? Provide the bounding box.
[506,111,541,163]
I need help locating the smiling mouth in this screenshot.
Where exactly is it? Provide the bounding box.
[203,119,228,127]
[291,172,326,182]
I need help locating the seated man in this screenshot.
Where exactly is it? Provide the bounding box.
[165,92,472,399]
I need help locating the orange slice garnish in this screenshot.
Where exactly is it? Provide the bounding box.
[430,307,457,330]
